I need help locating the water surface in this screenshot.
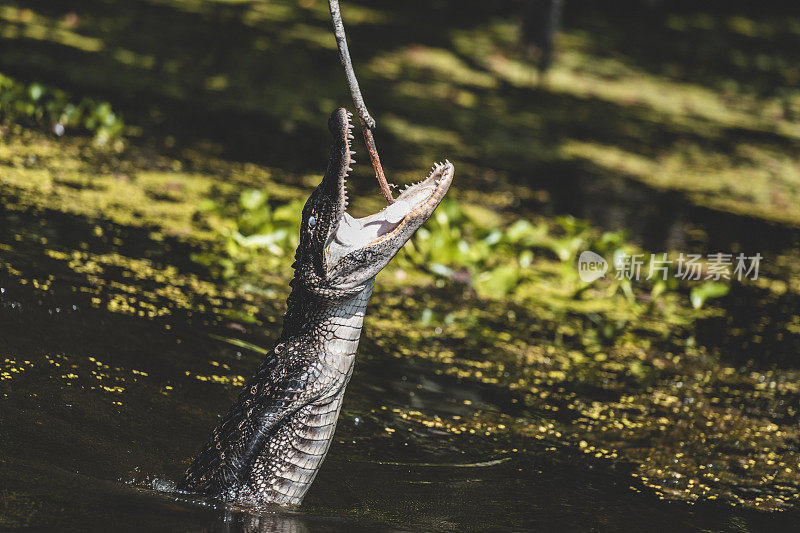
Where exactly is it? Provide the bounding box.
[2,181,799,532]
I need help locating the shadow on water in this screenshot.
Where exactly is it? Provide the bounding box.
[565,0,800,101]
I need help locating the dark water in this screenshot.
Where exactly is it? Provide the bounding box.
[2,184,800,532]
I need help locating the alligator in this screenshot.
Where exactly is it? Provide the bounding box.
[179,108,454,506]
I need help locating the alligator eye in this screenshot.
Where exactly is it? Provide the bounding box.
[309,215,316,228]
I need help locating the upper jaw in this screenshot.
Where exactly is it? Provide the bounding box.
[321,108,355,238]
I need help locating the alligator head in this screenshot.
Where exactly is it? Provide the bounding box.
[294,107,454,294]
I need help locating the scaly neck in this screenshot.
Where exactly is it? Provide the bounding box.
[279,278,375,369]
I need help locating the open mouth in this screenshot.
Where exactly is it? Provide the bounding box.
[334,161,454,249]
[331,112,454,250]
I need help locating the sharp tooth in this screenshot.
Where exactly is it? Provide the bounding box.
[347,167,353,172]
[350,151,356,155]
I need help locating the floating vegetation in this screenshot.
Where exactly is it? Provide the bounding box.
[0,73,125,147]
[191,188,303,280]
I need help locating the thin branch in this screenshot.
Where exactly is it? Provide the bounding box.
[328,0,373,128]
[328,0,394,204]
[360,124,393,204]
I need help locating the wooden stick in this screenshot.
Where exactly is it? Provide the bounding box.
[360,123,394,204]
[328,0,394,204]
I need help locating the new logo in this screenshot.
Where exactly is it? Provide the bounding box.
[578,251,608,282]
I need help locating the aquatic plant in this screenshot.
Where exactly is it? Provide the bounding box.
[690,281,729,309]
[0,73,125,147]
[192,190,720,347]
[192,188,303,279]
[396,198,706,339]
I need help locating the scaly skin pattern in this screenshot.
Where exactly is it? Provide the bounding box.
[180,108,454,506]
[180,280,373,505]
